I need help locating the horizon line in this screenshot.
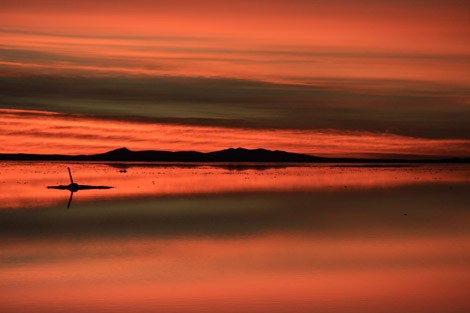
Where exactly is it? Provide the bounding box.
[1,147,469,163]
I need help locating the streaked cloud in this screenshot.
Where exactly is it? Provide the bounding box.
[0,0,469,157]
[1,75,469,140]
[1,109,469,159]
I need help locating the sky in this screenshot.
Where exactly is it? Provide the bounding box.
[1,0,469,158]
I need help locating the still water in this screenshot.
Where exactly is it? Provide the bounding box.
[1,162,469,312]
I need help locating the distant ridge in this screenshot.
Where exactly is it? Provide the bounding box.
[0,147,469,163]
[92,147,321,162]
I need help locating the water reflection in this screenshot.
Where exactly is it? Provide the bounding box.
[0,162,469,313]
[0,162,469,209]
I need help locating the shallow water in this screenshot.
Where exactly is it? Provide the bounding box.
[1,162,469,313]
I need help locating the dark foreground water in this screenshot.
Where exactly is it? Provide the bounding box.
[1,162,469,313]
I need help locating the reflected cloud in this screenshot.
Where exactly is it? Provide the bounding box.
[1,164,469,313]
[1,162,469,210]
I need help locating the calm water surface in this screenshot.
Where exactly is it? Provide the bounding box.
[1,162,469,313]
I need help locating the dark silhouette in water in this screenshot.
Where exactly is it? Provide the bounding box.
[47,167,113,208]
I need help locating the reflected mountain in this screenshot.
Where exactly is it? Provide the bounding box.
[106,162,290,171]
[47,167,113,208]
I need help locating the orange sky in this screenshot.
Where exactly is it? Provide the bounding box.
[1,109,469,158]
[0,0,469,158]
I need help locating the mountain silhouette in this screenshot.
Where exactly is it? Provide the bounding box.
[84,147,323,162]
[0,148,468,163]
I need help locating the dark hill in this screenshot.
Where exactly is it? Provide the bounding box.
[0,148,468,163]
[0,147,323,162]
[83,147,322,162]
[205,148,322,162]
[87,147,205,162]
